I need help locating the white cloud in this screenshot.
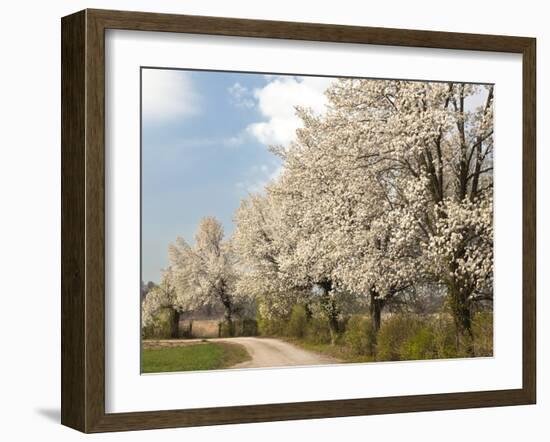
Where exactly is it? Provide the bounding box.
[228,82,247,98]
[247,76,334,146]
[228,82,255,109]
[142,69,200,122]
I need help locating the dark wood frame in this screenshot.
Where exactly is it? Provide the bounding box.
[61,8,536,433]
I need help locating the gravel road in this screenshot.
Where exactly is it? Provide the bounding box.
[215,337,341,369]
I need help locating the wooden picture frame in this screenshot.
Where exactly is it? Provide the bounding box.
[61,8,536,433]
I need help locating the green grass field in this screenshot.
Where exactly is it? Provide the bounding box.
[142,342,251,373]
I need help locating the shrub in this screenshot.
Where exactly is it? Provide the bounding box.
[233,318,259,336]
[142,307,175,339]
[305,317,332,345]
[376,313,468,361]
[423,311,493,359]
[472,311,493,357]
[257,316,287,336]
[343,315,376,356]
[218,320,234,338]
[286,305,308,338]
[399,326,437,360]
[218,318,259,337]
[376,315,422,361]
[430,315,460,358]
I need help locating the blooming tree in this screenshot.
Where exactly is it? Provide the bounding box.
[265,102,420,336]
[232,191,313,320]
[320,79,494,345]
[141,272,179,337]
[167,217,240,335]
[237,78,494,348]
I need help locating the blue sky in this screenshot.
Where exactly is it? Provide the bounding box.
[141,68,332,283]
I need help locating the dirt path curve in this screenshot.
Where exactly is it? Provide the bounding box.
[213,337,341,368]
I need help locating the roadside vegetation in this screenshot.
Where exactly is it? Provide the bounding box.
[259,304,493,363]
[142,341,251,373]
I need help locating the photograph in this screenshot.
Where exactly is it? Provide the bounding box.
[140,68,495,374]
[52,4,540,435]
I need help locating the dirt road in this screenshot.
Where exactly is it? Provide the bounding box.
[215,337,341,369]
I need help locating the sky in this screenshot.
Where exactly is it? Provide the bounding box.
[141,68,334,283]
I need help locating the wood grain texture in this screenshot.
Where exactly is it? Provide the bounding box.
[89,8,532,53]
[60,8,537,433]
[522,38,537,403]
[61,10,86,431]
[85,9,107,432]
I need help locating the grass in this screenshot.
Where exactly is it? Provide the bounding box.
[285,338,374,364]
[142,341,251,373]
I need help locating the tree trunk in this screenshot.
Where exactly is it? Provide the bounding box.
[443,239,475,355]
[219,283,235,337]
[224,309,235,337]
[304,302,313,320]
[171,309,181,339]
[448,279,474,356]
[368,288,385,357]
[327,311,339,346]
[369,289,384,334]
[319,280,339,345]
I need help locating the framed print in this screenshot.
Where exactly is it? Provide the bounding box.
[61,9,536,433]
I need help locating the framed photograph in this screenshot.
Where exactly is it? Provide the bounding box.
[61,9,536,433]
